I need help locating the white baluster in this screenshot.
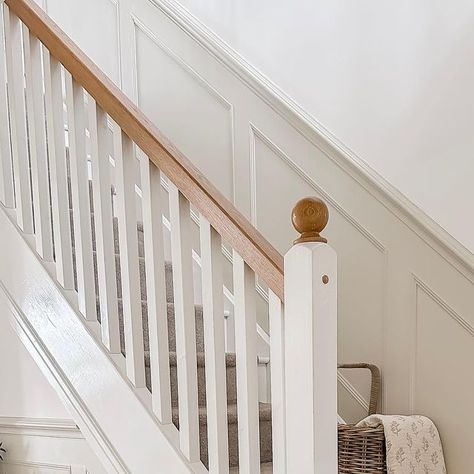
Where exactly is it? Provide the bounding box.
[200,216,229,474]
[284,198,338,473]
[232,251,260,473]
[114,126,145,387]
[65,73,97,320]
[4,8,33,232]
[268,291,286,474]
[0,3,14,207]
[43,51,74,288]
[24,27,53,260]
[89,98,120,353]
[169,182,200,462]
[140,152,172,423]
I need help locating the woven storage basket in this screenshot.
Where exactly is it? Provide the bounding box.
[337,363,386,473]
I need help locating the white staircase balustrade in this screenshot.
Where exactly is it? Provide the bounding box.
[0,1,340,472]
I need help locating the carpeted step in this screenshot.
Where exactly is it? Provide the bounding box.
[111,253,174,303]
[106,299,205,356]
[172,402,273,469]
[230,462,273,473]
[73,178,273,469]
[144,351,237,407]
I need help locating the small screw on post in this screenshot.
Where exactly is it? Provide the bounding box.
[322,275,329,284]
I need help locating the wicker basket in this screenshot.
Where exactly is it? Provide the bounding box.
[337,363,386,473]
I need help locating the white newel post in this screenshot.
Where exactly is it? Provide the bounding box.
[284,197,338,473]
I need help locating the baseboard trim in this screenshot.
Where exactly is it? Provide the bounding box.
[0,417,82,439]
[148,0,474,278]
[1,460,87,474]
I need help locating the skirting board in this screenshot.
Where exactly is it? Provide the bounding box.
[0,417,82,439]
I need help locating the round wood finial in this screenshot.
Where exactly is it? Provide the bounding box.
[292,197,329,244]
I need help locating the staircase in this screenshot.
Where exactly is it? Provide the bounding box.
[0,0,338,472]
[95,212,274,469]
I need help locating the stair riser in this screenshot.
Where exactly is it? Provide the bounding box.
[168,363,237,408]
[207,418,272,468]
[171,417,273,468]
[167,303,205,353]
[110,298,205,356]
[113,253,174,303]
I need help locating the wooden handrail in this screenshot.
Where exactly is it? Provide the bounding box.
[5,0,284,299]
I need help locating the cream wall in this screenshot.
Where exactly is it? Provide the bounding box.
[173,0,474,254]
[0,317,69,419]
[0,308,106,474]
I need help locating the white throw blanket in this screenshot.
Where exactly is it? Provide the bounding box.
[357,415,447,474]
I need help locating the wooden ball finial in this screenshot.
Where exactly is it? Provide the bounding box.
[292,197,329,244]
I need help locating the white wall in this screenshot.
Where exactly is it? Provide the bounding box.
[171,0,474,254]
[0,317,70,419]
[0,309,105,474]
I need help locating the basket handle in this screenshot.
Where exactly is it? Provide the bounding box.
[337,363,381,416]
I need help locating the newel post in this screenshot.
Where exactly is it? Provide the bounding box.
[284,197,338,473]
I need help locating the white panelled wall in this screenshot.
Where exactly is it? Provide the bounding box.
[163,0,474,254]
[10,0,474,473]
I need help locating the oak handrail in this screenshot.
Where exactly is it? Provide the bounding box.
[5,0,284,299]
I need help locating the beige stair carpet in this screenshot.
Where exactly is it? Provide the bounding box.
[70,182,273,469]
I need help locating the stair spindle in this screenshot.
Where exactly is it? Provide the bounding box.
[0,3,14,208]
[200,216,230,474]
[268,291,285,474]
[43,52,74,289]
[4,8,33,232]
[140,153,172,424]
[169,183,200,462]
[24,27,53,260]
[113,126,146,388]
[232,251,260,473]
[65,73,97,321]
[89,99,121,353]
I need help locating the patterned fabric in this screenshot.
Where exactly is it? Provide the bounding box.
[357,415,447,474]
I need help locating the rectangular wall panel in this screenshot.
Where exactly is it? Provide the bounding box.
[414,280,474,474]
[134,20,234,200]
[251,126,387,416]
